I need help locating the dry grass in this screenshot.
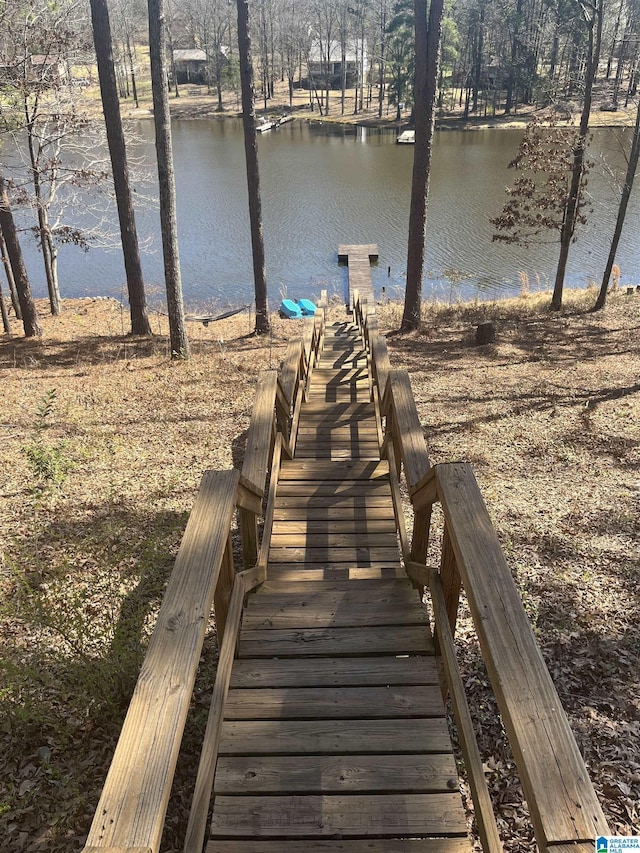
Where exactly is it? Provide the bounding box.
[0,290,638,851]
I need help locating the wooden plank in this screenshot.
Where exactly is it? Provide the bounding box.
[429,574,503,853]
[84,470,239,853]
[184,575,246,853]
[210,793,467,838]
[278,460,389,480]
[242,603,427,629]
[270,518,397,533]
[218,718,451,754]
[229,655,439,688]
[385,370,431,493]
[435,462,609,846]
[240,371,277,497]
[239,625,432,657]
[294,446,381,460]
[224,685,445,719]
[272,503,395,517]
[300,402,374,416]
[276,484,392,498]
[370,330,391,403]
[266,566,406,581]
[267,547,401,563]
[83,849,151,853]
[214,753,459,793]
[544,846,599,853]
[280,339,302,411]
[256,433,283,569]
[267,532,399,548]
[254,578,415,594]
[247,581,418,606]
[207,840,472,853]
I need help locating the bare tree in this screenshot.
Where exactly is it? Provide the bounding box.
[89,0,152,335]
[237,0,270,334]
[148,0,190,357]
[0,174,42,338]
[401,0,444,331]
[595,98,640,310]
[551,0,603,310]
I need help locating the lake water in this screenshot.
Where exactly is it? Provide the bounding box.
[7,119,640,310]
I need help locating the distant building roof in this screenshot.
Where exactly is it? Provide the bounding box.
[173,49,207,62]
[308,40,365,64]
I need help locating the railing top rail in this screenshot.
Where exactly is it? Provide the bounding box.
[239,370,278,499]
[383,369,431,491]
[433,462,609,849]
[82,469,240,853]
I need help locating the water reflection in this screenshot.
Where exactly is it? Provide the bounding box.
[7,120,640,309]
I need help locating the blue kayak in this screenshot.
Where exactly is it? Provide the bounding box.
[297,298,317,316]
[279,299,303,319]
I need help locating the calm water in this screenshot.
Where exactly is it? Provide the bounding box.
[7,120,640,309]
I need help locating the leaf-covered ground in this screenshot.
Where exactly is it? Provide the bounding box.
[0,291,638,851]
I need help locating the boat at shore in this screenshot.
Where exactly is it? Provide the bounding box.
[396,129,415,144]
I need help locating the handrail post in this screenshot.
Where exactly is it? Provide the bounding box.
[440,524,461,635]
[213,533,236,640]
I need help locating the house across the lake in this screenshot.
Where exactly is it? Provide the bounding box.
[306,40,368,89]
[172,49,208,84]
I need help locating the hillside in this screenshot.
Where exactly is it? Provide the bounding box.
[0,290,638,851]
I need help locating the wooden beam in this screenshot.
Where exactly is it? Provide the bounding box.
[183,574,246,853]
[435,462,609,848]
[240,371,278,498]
[430,573,504,853]
[84,469,239,853]
[386,370,431,493]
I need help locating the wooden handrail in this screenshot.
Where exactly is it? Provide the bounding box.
[351,288,608,850]
[432,462,609,849]
[82,469,239,853]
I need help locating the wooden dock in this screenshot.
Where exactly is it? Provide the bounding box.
[338,244,378,311]
[83,245,609,853]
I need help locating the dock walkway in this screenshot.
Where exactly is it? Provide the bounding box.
[207,319,470,850]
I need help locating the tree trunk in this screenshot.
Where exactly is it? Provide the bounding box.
[90,0,152,336]
[551,0,602,311]
[0,278,10,334]
[0,176,42,337]
[401,0,444,331]
[237,0,270,334]
[595,99,640,310]
[148,0,190,357]
[0,228,22,319]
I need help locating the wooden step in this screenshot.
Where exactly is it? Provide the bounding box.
[208,840,472,853]
[209,792,468,838]
[223,685,443,719]
[265,566,405,581]
[229,654,439,688]
[214,753,459,793]
[218,718,451,755]
[238,625,433,657]
[278,460,389,480]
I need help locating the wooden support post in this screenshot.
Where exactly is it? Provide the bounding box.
[238,506,259,569]
[441,525,462,635]
[430,573,504,853]
[213,534,236,641]
[410,504,432,568]
[183,574,247,853]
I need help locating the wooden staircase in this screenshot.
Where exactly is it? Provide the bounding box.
[207,320,470,850]
[82,246,610,853]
